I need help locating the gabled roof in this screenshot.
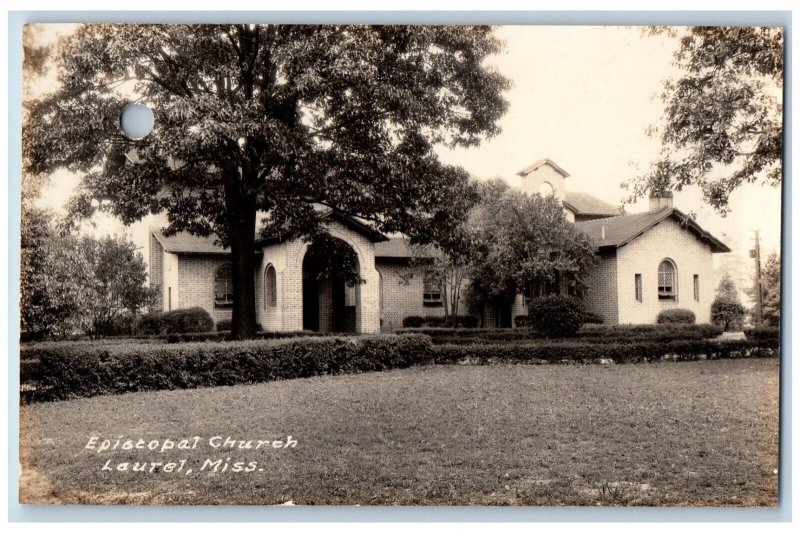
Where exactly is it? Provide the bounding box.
[517,158,570,177]
[574,207,730,253]
[374,236,413,258]
[151,229,232,255]
[151,209,387,255]
[563,192,620,217]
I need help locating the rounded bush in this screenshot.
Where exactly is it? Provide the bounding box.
[710,299,746,331]
[528,295,586,337]
[402,316,425,328]
[514,315,531,328]
[657,308,696,324]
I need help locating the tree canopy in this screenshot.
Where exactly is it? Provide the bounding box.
[466,179,597,311]
[626,27,783,213]
[24,24,510,337]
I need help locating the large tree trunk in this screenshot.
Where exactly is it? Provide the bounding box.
[225,182,258,340]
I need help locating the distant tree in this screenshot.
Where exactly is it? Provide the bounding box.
[24,24,509,339]
[760,252,781,327]
[467,179,597,316]
[627,27,783,213]
[710,272,746,331]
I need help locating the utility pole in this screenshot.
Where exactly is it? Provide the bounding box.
[750,231,763,326]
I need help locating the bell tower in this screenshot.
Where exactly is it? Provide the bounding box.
[517,158,569,201]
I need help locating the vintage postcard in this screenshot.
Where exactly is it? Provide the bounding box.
[19,23,782,506]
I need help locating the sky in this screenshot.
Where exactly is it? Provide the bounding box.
[26,24,783,302]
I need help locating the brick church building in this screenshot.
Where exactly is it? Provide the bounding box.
[148,158,730,332]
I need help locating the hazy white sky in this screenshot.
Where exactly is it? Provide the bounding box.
[28,24,783,297]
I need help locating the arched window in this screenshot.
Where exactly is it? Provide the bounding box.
[657,260,677,301]
[264,265,277,308]
[214,264,234,307]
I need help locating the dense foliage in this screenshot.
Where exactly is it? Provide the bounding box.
[433,338,778,365]
[20,217,156,340]
[628,27,783,212]
[24,24,509,338]
[656,308,696,324]
[527,295,586,337]
[22,334,433,402]
[465,180,597,317]
[135,307,215,336]
[402,315,479,328]
[711,272,746,331]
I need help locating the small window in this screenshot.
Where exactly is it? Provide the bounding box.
[694,274,700,302]
[265,265,277,308]
[635,274,642,302]
[423,273,443,306]
[168,287,172,311]
[658,260,677,301]
[214,264,234,307]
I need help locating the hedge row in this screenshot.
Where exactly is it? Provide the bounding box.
[402,315,480,328]
[743,327,781,341]
[397,324,724,344]
[158,329,355,344]
[433,338,779,365]
[137,307,215,336]
[22,334,434,402]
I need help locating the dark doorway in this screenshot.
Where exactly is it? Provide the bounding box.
[302,237,360,333]
[496,301,513,329]
[302,277,320,331]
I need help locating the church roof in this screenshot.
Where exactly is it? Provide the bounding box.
[151,208,387,255]
[516,158,570,177]
[374,236,413,258]
[574,207,730,253]
[563,192,620,217]
[151,229,232,255]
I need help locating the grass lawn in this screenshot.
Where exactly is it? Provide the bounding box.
[20,359,779,506]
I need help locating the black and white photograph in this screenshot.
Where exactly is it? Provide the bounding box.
[17,22,783,506]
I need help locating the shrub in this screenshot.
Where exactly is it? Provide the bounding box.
[136,312,165,336]
[402,316,425,328]
[162,307,214,334]
[215,319,263,333]
[433,338,779,365]
[528,295,586,337]
[514,315,531,328]
[102,312,138,337]
[657,308,696,324]
[583,311,604,324]
[743,327,780,341]
[21,334,434,402]
[422,315,479,328]
[711,299,746,331]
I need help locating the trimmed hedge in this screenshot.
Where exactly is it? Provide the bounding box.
[744,327,781,341]
[657,308,696,324]
[22,334,434,402]
[402,316,425,328]
[215,319,264,332]
[402,315,479,328]
[398,324,723,345]
[433,338,779,365]
[136,307,215,335]
[162,329,353,343]
[528,295,586,337]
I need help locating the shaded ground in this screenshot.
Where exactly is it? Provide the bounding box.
[20,359,779,506]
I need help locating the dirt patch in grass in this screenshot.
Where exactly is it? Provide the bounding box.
[19,359,779,506]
